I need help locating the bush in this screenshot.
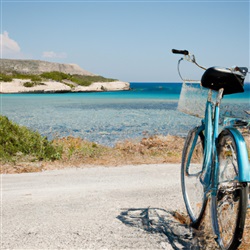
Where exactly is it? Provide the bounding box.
[30,75,42,81]
[12,73,42,81]
[23,82,34,87]
[23,81,45,88]
[0,116,62,162]
[41,71,70,82]
[0,73,13,82]
[0,72,43,82]
[69,75,117,86]
[40,72,117,86]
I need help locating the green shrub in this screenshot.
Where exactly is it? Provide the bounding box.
[0,72,43,82]
[0,73,13,82]
[69,75,91,86]
[12,73,42,81]
[30,75,42,81]
[40,72,116,86]
[23,81,45,87]
[41,71,70,82]
[23,82,34,87]
[63,83,75,89]
[69,75,117,86]
[0,116,62,162]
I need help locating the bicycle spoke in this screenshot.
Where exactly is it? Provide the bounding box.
[212,131,248,250]
[217,194,239,246]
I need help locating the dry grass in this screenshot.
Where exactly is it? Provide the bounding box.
[239,208,250,249]
[174,200,250,249]
[2,133,249,175]
[0,135,185,174]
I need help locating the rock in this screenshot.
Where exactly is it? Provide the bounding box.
[73,81,130,92]
[0,79,130,93]
[0,79,71,93]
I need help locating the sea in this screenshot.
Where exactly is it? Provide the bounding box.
[1,82,249,147]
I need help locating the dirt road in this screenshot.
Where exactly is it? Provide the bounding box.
[2,164,200,249]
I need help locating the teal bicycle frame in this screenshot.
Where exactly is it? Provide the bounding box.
[189,88,250,199]
[173,48,249,249]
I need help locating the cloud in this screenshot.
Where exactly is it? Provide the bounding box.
[42,51,67,59]
[0,31,21,57]
[0,31,67,60]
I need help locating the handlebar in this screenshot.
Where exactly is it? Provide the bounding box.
[172,48,249,81]
[172,48,207,80]
[172,49,189,55]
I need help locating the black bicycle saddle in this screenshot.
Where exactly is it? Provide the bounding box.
[201,67,247,95]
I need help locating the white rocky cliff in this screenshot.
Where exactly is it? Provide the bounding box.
[0,59,130,93]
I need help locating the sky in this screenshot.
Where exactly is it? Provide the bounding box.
[0,0,249,82]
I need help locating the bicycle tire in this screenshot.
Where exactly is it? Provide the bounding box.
[181,126,207,227]
[211,130,248,250]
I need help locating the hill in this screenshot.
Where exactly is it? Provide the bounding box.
[0,59,130,93]
[0,58,94,76]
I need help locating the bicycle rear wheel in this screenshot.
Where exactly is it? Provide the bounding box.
[181,127,206,227]
[211,130,248,250]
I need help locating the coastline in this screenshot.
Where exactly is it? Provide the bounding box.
[0,79,130,93]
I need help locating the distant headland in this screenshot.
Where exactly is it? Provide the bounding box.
[0,59,130,93]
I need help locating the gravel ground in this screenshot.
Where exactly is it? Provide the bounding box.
[1,164,197,249]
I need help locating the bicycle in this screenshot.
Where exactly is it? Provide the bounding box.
[172,49,250,249]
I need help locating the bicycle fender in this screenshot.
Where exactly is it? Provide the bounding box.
[222,127,250,182]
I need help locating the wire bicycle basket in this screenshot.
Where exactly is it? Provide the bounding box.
[178,81,215,118]
[178,80,250,124]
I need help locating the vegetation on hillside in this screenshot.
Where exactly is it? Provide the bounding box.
[0,73,42,82]
[0,71,117,87]
[41,71,117,86]
[0,73,13,82]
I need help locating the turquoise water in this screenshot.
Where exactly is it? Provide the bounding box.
[1,82,249,146]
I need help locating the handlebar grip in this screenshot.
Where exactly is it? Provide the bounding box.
[172,49,189,55]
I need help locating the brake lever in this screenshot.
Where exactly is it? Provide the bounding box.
[184,54,195,63]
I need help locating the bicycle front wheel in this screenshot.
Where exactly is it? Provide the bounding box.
[181,127,206,227]
[211,130,248,250]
